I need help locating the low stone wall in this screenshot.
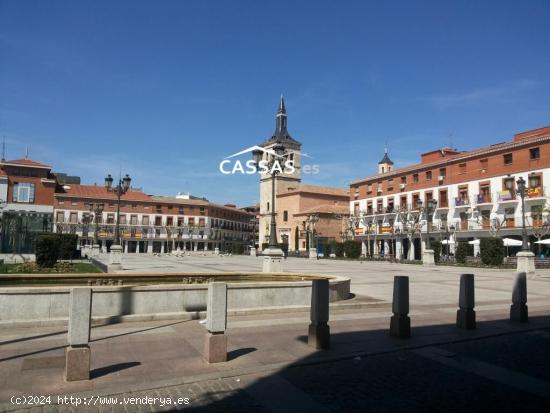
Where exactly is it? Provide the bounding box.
[0,275,350,327]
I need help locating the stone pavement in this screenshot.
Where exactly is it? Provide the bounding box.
[2,257,550,412]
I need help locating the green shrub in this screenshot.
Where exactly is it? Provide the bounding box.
[57,234,79,259]
[334,242,344,257]
[431,240,442,263]
[455,241,473,264]
[35,234,59,268]
[343,240,361,259]
[480,237,504,266]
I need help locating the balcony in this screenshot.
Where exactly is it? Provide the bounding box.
[475,193,492,205]
[497,189,517,202]
[526,186,545,201]
[437,198,449,209]
[454,197,470,208]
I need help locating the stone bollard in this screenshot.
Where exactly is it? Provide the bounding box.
[109,244,123,270]
[65,288,92,381]
[250,247,256,257]
[204,282,228,363]
[390,276,410,338]
[457,274,476,329]
[214,247,219,255]
[510,272,528,322]
[308,279,330,349]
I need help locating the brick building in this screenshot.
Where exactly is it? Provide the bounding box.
[0,159,56,253]
[349,125,550,259]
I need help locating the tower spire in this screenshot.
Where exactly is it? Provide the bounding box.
[274,95,288,136]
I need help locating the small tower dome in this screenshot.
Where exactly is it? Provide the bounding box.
[378,147,394,174]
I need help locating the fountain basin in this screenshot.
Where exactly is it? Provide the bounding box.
[0,272,350,326]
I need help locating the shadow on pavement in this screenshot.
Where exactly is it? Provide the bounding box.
[91,361,141,379]
[175,314,550,413]
[227,347,257,361]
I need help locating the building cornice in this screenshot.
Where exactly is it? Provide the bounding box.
[350,134,550,186]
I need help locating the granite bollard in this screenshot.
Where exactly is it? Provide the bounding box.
[65,288,92,381]
[457,273,476,329]
[204,282,228,363]
[510,272,528,322]
[390,276,410,338]
[308,279,330,349]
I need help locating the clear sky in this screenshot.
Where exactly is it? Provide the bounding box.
[1,0,549,206]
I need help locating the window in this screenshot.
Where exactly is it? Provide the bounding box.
[12,182,35,203]
[283,210,288,222]
[179,207,184,215]
[503,153,513,165]
[426,171,432,181]
[267,202,270,211]
[167,217,173,226]
[107,214,115,224]
[401,176,406,184]
[413,174,419,183]
[119,215,127,225]
[367,184,372,193]
[387,179,394,189]
[480,158,488,173]
[155,216,162,226]
[130,215,138,225]
[69,212,78,223]
[199,218,206,227]
[56,212,65,222]
[142,215,149,225]
[458,163,466,174]
[530,147,540,160]
[439,168,446,180]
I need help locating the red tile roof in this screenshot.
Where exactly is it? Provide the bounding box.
[295,204,350,216]
[279,184,349,197]
[2,158,51,169]
[56,184,152,201]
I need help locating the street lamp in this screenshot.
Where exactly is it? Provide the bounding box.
[516,177,529,251]
[105,173,131,246]
[252,144,286,250]
[306,214,320,252]
[420,199,438,249]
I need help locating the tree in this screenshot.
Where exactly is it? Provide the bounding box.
[530,205,550,254]
[480,237,504,266]
[294,226,299,251]
[395,206,422,260]
[455,241,473,264]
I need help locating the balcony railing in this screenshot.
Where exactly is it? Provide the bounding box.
[475,193,492,205]
[454,197,470,207]
[527,186,545,199]
[497,189,516,201]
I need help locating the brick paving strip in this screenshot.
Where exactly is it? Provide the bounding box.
[2,319,550,413]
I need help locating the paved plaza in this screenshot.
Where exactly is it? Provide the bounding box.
[2,256,550,412]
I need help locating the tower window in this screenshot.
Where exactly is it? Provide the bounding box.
[530,147,540,160]
[267,202,270,211]
[283,211,288,221]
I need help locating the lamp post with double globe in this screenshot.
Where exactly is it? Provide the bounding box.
[104,173,131,268]
[252,144,286,271]
[515,176,535,274]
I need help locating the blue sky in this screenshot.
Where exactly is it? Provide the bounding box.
[1,0,549,206]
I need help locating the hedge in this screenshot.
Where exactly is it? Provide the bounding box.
[431,240,442,263]
[57,234,79,259]
[343,240,362,259]
[455,241,473,264]
[35,234,60,267]
[480,237,504,266]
